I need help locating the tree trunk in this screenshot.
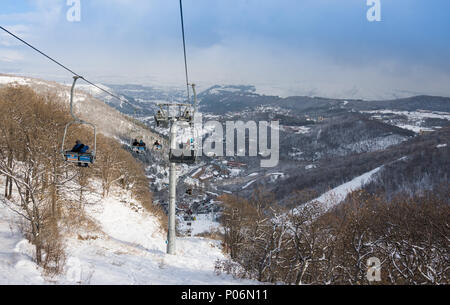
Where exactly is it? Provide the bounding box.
[8,177,12,199]
[5,153,13,199]
[4,176,9,198]
[31,221,42,265]
[51,163,59,218]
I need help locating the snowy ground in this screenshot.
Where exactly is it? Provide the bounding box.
[309,166,382,210]
[178,214,221,237]
[292,165,383,215]
[0,197,46,284]
[362,110,450,133]
[0,186,255,285]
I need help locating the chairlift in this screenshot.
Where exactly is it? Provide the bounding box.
[61,76,97,166]
[169,126,196,164]
[184,215,195,222]
[180,107,192,122]
[128,109,147,154]
[131,137,146,154]
[153,140,162,150]
[167,84,198,164]
[154,106,169,128]
[132,146,146,154]
[169,148,196,164]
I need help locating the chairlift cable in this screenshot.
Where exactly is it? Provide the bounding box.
[0,25,136,109]
[179,0,191,103]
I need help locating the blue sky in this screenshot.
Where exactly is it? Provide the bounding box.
[1,0,450,99]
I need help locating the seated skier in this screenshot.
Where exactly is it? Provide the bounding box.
[132,139,139,146]
[70,140,90,167]
[153,140,161,150]
[79,144,90,154]
[71,140,85,153]
[139,139,146,147]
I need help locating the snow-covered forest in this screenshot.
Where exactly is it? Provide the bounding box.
[218,188,449,284]
[0,81,448,285]
[0,85,159,274]
[0,85,252,284]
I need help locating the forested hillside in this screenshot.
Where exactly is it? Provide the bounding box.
[217,188,449,284]
[0,85,164,274]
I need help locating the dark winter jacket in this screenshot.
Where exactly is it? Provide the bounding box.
[79,145,89,153]
[71,143,85,153]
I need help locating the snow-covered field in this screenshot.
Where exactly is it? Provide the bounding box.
[0,74,166,147]
[362,109,450,121]
[0,189,255,285]
[362,109,450,133]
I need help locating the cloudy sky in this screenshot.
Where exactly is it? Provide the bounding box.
[1,0,450,99]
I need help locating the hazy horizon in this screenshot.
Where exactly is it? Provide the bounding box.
[1,0,450,100]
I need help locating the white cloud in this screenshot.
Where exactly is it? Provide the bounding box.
[0,49,24,63]
[0,24,32,47]
[0,1,449,100]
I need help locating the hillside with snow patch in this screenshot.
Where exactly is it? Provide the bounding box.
[0,74,167,148]
[0,183,255,285]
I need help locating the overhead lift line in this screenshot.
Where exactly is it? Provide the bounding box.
[179,0,190,102]
[0,25,134,108]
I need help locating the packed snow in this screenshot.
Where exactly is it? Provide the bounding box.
[0,187,255,285]
[178,214,221,237]
[0,75,29,85]
[305,164,317,170]
[242,180,257,190]
[293,166,383,214]
[0,197,45,284]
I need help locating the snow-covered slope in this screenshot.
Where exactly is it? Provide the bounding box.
[0,189,254,285]
[0,197,45,284]
[0,74,167,148]
[308,166,382,210]
[292,165,383,216]
[59,197,250,285]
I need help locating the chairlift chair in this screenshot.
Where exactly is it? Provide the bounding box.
[153,140,162,150]
[158,85,198,164]
[129,109,147,154]
[180,108,192,122]
[154,107,169,128]
[169,148,196,164]
[169,130,196,164]
[131,138,146,154]
[61,76,97,166]
[132,145,146,154]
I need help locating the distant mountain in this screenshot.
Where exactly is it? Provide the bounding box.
[5,74,446,209]
[198,85,450,115]
[347,95,450,112]
[191,85,450,204]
